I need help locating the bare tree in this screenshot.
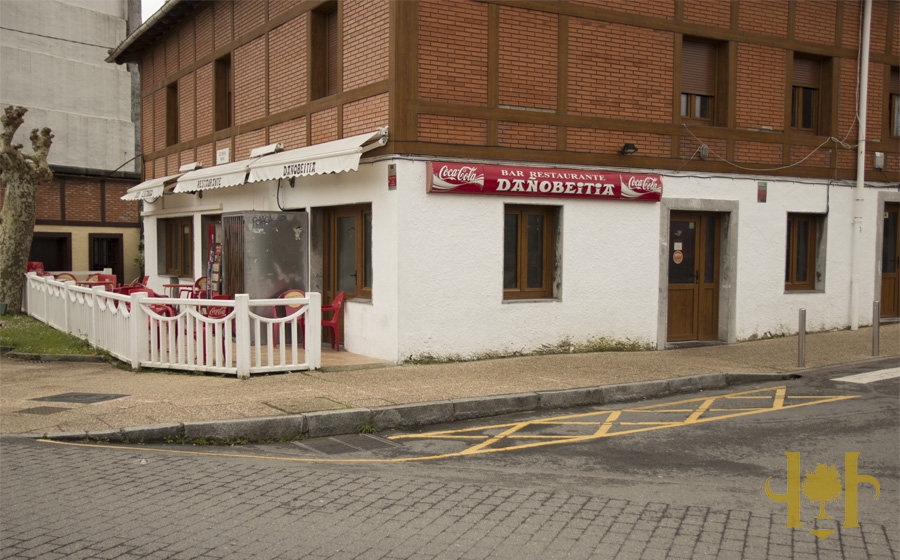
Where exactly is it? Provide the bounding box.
[0,106,53,314]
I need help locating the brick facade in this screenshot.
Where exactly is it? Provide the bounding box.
[133,0,897,182]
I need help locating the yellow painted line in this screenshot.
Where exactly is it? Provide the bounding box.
[37,387,857,463]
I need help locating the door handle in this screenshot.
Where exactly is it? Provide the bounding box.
[694,270,700,284]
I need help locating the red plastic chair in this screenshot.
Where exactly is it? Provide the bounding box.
[272,289,305,347]
[322,291,346,351]
[26,261,45,274]
[54,273,76,282]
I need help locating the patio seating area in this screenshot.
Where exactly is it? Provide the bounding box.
[22,272,330,378]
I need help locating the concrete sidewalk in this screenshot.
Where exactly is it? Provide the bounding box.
[1,324,897,442]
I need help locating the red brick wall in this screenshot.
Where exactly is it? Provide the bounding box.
[682,0,731,29]
[498,6,557,111]
[734,141,782,165]
[795,1,835,45]
[311,108,339,144]
[234,0,266,38]
[234,36,267,125]
[179,19,195,70]
[498,122,557,151]
[269,117,307,150]
[235,128,267,161]
[734,44,785,130]
[342,0,390,91]
[268,15,308,115]
[105,181,140,223]
[36,181,62,221]
[65,179,102,222]
[269,0,301,19]
[790,145,832,168]
[152,88,166,153]
[214,2,233,51]
[568,18,673,122]
[195,64,213,139]
[178,74,196,143]
[196,143,214,169]
[572,0,674,19]
[195,5,214,60]
[568,129,671,157]
[679,136,727,160]
[738,1,788,37]
[418,0,488,106]
[180,148,196,168]
[343,93,389,137]
[418,114,487,145]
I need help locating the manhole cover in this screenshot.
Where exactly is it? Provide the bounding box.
[31,392,129,404]
[17,406,70,415]
[292,434,402,455]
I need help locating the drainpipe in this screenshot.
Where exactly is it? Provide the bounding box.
[850,0,872,331]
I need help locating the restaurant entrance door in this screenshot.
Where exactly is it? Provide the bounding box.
[323,204,372,348]
[667,212,721,343]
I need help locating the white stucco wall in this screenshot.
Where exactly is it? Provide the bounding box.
[394,160,661,361]
[136,156,895,363]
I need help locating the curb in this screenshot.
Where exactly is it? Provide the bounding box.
[37,371,799,444]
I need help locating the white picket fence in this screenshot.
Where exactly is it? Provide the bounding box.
[22,273,321,378]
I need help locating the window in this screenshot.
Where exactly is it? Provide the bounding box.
[504,205,558,300]
[214,54,232,131]
[785,213,821,291]
[310,1,338,100]
[166,82,178,146]
[163,217,193,277]
[681,40,718,122]
[890,67,899,138]
[324,204,372,300]
[791,56,821,132]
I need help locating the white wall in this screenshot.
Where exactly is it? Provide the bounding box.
[394,160,661,361]
[137,158,894,363]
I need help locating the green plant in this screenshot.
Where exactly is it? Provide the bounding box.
[0,314,97,355]
[356,424,377,435]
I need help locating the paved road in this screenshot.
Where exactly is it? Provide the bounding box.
[1,369,897,559]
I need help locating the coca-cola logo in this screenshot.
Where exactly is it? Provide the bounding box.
[437,165,482,184]
[208,306,229,319]
[625,175,662,193]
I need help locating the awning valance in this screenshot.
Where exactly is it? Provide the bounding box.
[173,157,260,193]
[121,173,183,202]
[248,127,388,183]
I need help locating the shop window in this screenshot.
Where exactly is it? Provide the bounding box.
[162,216,193,277]
[681,39,722,124]
[791,56,824,133]
[214,54,232,131]
[310,1,338,100]
[504,205,558,300]
[166,82,179,146]
[324,204,371,300]
[890,67,899,138]
[785,213,824,291]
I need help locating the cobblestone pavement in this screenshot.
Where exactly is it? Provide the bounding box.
[1,437,896,560]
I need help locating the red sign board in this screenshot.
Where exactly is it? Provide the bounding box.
[427,162,662,202]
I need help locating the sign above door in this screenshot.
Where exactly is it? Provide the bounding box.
[427,162,662,202]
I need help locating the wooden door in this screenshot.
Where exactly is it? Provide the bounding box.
[323,204,372,348]
[882,203,900,318]
[667,212,721,342]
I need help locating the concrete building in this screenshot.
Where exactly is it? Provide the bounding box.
[109,0,899,363]
[0,0,142,282]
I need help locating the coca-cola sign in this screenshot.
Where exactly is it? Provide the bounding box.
[427,162,662,202]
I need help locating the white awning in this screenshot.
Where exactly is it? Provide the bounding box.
[248,127,388,183]
[121,173,183,202]
[173,157,260,193]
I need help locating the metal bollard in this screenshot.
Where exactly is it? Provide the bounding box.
[873,301,880,357]
[798,308,806,368]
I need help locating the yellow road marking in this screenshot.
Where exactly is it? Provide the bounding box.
[38,386,856,463]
